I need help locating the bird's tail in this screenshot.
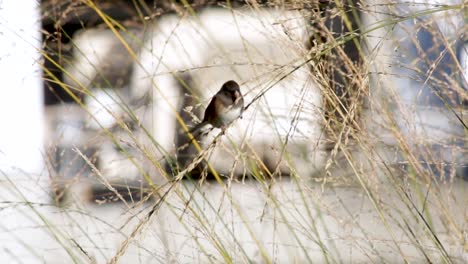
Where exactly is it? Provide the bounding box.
[188,121,209,135]
[176,122,213,151]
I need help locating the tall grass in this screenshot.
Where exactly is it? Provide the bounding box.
[7,0,466,263]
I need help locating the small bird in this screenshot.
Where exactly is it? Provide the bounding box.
[190,80,244,134]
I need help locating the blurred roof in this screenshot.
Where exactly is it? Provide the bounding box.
[41,0,267,28]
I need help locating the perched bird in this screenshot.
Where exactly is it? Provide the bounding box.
[190,80,244,134]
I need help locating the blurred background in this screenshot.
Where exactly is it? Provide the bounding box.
[0,0,466,263]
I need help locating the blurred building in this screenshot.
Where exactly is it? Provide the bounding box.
[41,1,328,204]
[41,0,467,205]
[366,1,467,181]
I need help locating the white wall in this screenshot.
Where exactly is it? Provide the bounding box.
[0,1,44,174]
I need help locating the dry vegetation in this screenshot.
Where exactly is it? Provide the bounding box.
[4,0,466,263]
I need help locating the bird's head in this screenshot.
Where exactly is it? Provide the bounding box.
[221,80,240,93]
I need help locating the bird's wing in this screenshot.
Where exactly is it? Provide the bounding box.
[203,98,217,123]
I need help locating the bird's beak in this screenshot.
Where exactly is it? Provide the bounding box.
[234,90,241,101]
